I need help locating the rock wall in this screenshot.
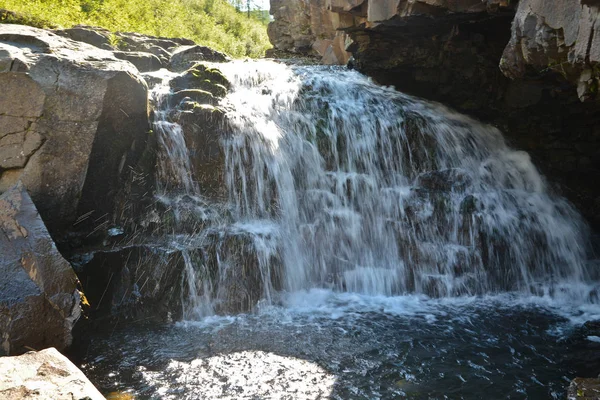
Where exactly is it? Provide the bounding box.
[0,183,80,356]
[268,0,352,64]
[268,0,600,230]
[0,24,149,238]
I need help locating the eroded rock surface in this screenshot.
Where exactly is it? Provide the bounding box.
[0,183,80,356]
[500,0,600,102]
[0,347,105,399]
[0,24,149,237]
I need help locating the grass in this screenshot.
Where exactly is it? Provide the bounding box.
[0,0,271,58]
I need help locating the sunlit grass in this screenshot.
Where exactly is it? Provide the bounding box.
[0,0,271,57]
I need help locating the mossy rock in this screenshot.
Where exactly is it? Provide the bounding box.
[170,63,230,98]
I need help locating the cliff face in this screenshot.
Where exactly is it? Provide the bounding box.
[268,0,600,230]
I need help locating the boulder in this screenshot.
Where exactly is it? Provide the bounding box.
[113,50,163,72]
[0,347,105,400]
[170,63,230,96]
[0,24,149,237]
[169,45,230,71]
[0,183,80,356]
[53,26,113,50]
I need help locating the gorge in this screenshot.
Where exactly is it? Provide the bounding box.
[1,0,600,397]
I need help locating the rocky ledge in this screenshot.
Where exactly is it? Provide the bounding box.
[0,22,232,354]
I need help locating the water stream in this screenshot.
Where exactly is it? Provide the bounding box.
[76,61,600,399]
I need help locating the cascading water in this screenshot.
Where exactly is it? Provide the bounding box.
[203,60,592,307]
[80,61,600,399]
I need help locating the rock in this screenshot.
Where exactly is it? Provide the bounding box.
[177,106,227,199]
[568,377,600,399]
[169,45,230,71]
[0,24,149,237]
[0,347,105,400]
[54,26,113,50]
[268,0,351,64]
[171,89,218,106]
[0,183,81,356]
[71,245,186,321]
[500,0,600,102]
[113,50,163,72]
[416,168,472,193]
[170,63,230,96]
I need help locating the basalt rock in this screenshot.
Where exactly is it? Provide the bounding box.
[268,0,351,64]
[113,50,163,72]
[55,25,195,66]
[0,24,149,238]
[169,45,230,71]
[0,183,80,356]
[71,245,186,322]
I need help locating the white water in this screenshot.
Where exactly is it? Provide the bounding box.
[78,61,600,400]
[149,60,597,318]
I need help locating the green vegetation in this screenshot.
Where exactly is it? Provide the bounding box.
[0,0,271,57]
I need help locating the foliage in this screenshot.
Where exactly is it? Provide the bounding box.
[0,0,271,57]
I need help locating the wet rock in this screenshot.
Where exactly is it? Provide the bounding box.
[171,89,217,106]
[169,45,230,71]
[113,50,163,72]
[174,105,227,199]
[0,183,80,356]
[568,377,600,399]
[71,245,186,321]
[202,229,282,314]
[0,347,105,400]
[0,24,149,238]
[416,168,472,192]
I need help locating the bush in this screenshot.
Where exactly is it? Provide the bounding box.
[0,0,271,58]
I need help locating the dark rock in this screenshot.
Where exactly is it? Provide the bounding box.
[54,26,113,50]
[0,183,80,356]
[0,24,150,238]
[171,89,217,106]
[177,106,227,199]
[0,347,105,400]
[113,50,163,72]
[416,168,472,192]
[169,45,230,71]
[71,245,186,321]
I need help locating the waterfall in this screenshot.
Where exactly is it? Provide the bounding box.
[149,61,595,318]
